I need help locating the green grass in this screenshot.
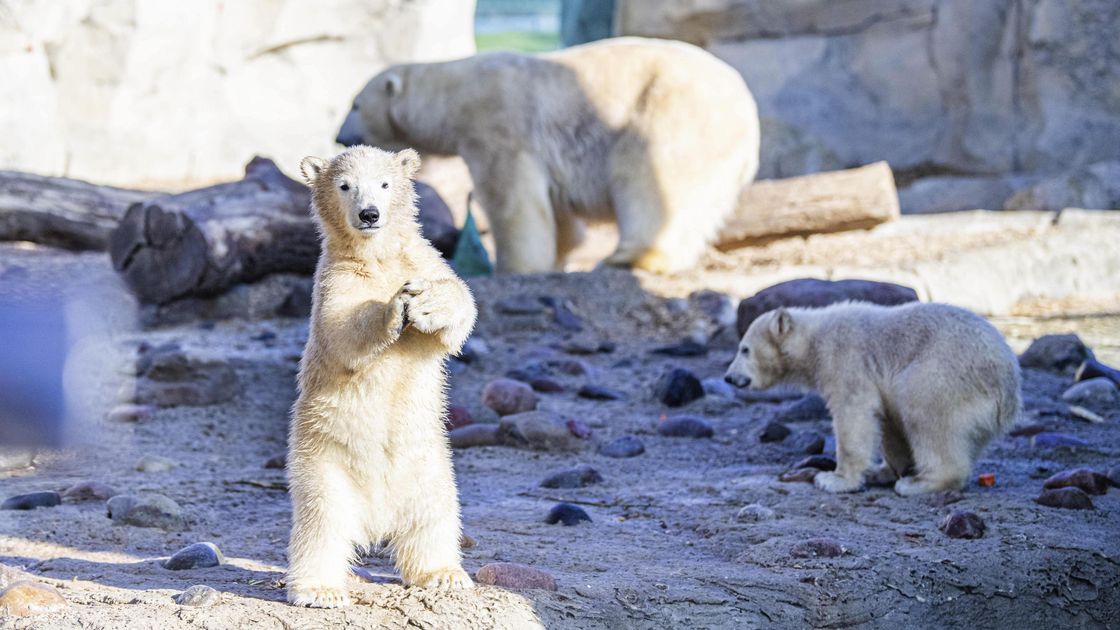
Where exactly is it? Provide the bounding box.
[475,31,560,53]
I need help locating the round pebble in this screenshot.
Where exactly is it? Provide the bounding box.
[1036,487,1094,510]
[540,464,604,489]
[62,481,117,503]
[1043,468,1111,495]
[1,492,61,511]
[0,581,68,617]
[475,563,557,591]
[577,384,625,401]
[545,502,592,526]
[566,419,592,439]
[598,435,645,458]
[107,493,187,531]
[263,453,286,469]
[939,510,986,539]
[759,422,792,443]
[656,368,704,407]
[735,504,775,523]
[446,405,474,431]
[482,378,538,416]
[502,411,585,451]
[164,542,224,570]
[174,585,220,607]
[135,454,178,473]
[449,424,500,449]
[790,538,846,558]
[1061,378,1120,413]
[657,416,714,438]
[529,378,565,393]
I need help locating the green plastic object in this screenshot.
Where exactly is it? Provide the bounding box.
[451,207,493,278]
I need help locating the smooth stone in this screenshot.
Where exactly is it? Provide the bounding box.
[0,581,67,617]
[460,533,477,550]
[577,384,625,401]
[1,491,61,511]
[449,424,501,449]
[1009,423,1049,437]
[62,481,117,502]
[500,411,585,452]
[263,453,286,469]
[539,296,584,332]
[174,585,220,607]
[598,435,645,458]
[506,363,550,383]
[657,415,714,438]
[494,295,545,315]
[779,468,818,483]
[482,378,538,416]
[926,490,966,507]
[458,337,491,364]
[540,464,604,489]
[650,340,708,357]
[135,454,178,473]
[1031,432,1089,449]
[163,542,224,570]
[107,493,187,530]
[566,419,592,439]
[549,358,593,377]
[1019,334,1094,376]
[735,504,775,522]
[545,502,592,526]
[701,377,735,399]
[789,432,825,454]
[529,378,565,393]
[1035,487,1094,510]
[790,538,846,558]
[475,563,557,591]
[446,405,474,431]
[1042,468,1111,495]
[792,455,836,471]
[106,403,155,423]
[777,395,831,423]
[759,422,792,443]
[939,511,986,539]
[656,368,704,407]
[1061,377,1120,413]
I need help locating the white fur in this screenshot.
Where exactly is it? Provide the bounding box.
[725,302,1021,496]
[287,146,476,608]
[339,37,760,274]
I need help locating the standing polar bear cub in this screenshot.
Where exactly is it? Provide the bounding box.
[337,37,759,274]
[286,146,476,608]
[725,302,1020,495]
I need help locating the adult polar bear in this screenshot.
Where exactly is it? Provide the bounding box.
[337,37,760,274]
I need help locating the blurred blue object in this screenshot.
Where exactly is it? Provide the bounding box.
[451,206,495,278]
[0,296,68,448]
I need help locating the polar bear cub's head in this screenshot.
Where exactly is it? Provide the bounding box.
[299,145,421,242]
[724,307,798,390]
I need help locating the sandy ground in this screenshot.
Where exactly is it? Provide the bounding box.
[1,242,1119,629]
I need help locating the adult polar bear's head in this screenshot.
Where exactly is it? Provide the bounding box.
[299,146,421,246]
[337,67,417,152]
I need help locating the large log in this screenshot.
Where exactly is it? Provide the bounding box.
[717,161,899,248]
[0,171,154,250]
[109,157,317,305]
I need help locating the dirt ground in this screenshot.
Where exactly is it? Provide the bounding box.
[1,242,1118,629]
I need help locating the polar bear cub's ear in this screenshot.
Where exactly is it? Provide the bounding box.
[383,72,403,97]
[770,307,793,339]
[397,148,421,179]
[300,156,329,187]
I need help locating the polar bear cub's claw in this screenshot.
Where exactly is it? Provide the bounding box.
[411,568,474,590]
[287,585,352,608]
[814,471,863,493]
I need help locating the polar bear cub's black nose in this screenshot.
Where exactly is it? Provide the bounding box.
[358,207,380,225]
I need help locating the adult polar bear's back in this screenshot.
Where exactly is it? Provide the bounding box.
[338,37,760,274]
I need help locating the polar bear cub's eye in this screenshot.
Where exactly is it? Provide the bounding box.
[381,182,389,189]
[339,183,350,191]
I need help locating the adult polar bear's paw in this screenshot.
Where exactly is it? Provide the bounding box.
[287,585,352,608]
[814,471,863,493]
[410,567,474,590]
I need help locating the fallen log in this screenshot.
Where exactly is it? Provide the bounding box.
[0,171,155,250]
[107,156,459,305]
[716,161,899,248]
[109,157,317,305]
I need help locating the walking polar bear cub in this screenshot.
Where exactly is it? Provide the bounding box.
[336,37,760,274]
[725,302,1021,495]
[286,146,476,608]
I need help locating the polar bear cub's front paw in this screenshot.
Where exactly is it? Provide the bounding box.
[814,471,863,493]
[410,567,474,590]
[287,585,352,608]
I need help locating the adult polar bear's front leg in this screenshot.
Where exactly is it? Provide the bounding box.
[470,152,557,273]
